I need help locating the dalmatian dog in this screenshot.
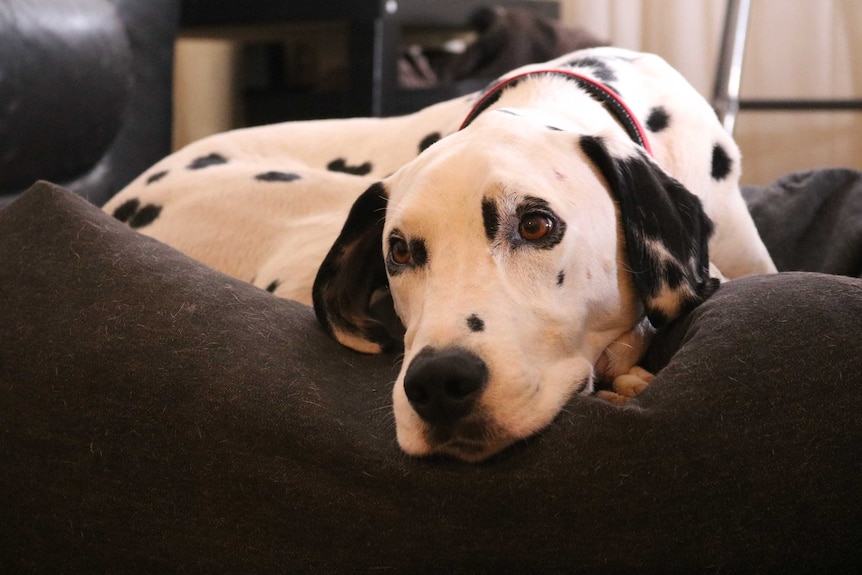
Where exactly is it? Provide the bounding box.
[105,47,776,462]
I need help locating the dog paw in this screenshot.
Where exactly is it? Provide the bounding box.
[597,366,655,404]
[595,390,630,404]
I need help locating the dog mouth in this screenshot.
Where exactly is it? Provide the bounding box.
[437,440,500,462]
[427,429,513,462]
[423,415,513,462]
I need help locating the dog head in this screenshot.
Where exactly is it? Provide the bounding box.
[313,111,714,461]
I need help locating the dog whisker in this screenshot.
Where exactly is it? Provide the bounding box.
[607,339,634,351]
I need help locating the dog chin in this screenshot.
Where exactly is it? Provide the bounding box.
[396,420,515,463]
[392,395,511,462]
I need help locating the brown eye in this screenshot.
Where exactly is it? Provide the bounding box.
[518,213,554,241]
[390,237,412,265]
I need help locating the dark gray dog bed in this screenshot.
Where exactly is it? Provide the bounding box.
[2,176,861,572]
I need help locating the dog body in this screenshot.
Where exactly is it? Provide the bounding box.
[106,47,776,461]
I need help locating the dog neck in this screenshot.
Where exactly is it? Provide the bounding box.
[460,69,653,156]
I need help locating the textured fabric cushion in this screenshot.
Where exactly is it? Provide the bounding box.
[2,182,861,572]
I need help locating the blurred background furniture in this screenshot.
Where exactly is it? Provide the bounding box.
[0,0,179,208]
[180,0,559,122]
[0,0,562,208]
[713,0,862,134]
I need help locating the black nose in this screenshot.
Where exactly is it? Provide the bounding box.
[403,347,488,424]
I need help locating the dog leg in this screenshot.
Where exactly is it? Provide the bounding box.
[594,317,654,380]
[709,188,778,277]
[593,317,655,404]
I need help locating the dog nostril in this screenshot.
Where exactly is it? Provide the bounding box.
[409,385,430,406]
[444,377,473,400]
[403,346,488,424]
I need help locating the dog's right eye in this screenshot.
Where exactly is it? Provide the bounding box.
[518,212,554,241]
[389,237,412,265]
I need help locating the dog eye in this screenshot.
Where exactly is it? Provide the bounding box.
[518,213,554,241]
[389,237,412,265]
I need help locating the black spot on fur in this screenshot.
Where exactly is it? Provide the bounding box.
[266,280,280,293]
[112,199,140,223]
[546,125,563,131]
[327,158,373,176]
[419,132,441,153]
[466,314,485,333]
[557,270,566,287]
[409,239,428,268]
[662,260,685,289]
[711,143,733,181]
[146,170,168,184]
[386,233,429,276]
[129,204,162,229]
[255,171,301,183]
[113,199,161,228]
[646,107,670,132]
[188,153,228,170]
[567,56,617,83]
[496,109,522,117]
[481,199,500,242]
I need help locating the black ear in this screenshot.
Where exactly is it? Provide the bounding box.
[312,182,401,353]
[580,136,719,328]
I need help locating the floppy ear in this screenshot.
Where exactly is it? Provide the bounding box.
[312,182,402,353]
[580,135,719,328]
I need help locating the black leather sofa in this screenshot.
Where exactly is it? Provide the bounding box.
[0,0,178,208]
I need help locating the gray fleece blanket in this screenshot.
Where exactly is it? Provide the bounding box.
[744,167,862,277]
[1,172,861,572]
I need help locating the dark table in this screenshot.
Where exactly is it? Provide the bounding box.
[180,0,557,118]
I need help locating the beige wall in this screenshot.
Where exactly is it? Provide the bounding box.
[560,0,862,184]
[172,39,238,150]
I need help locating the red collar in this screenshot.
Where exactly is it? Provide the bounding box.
[459,69,653,156]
